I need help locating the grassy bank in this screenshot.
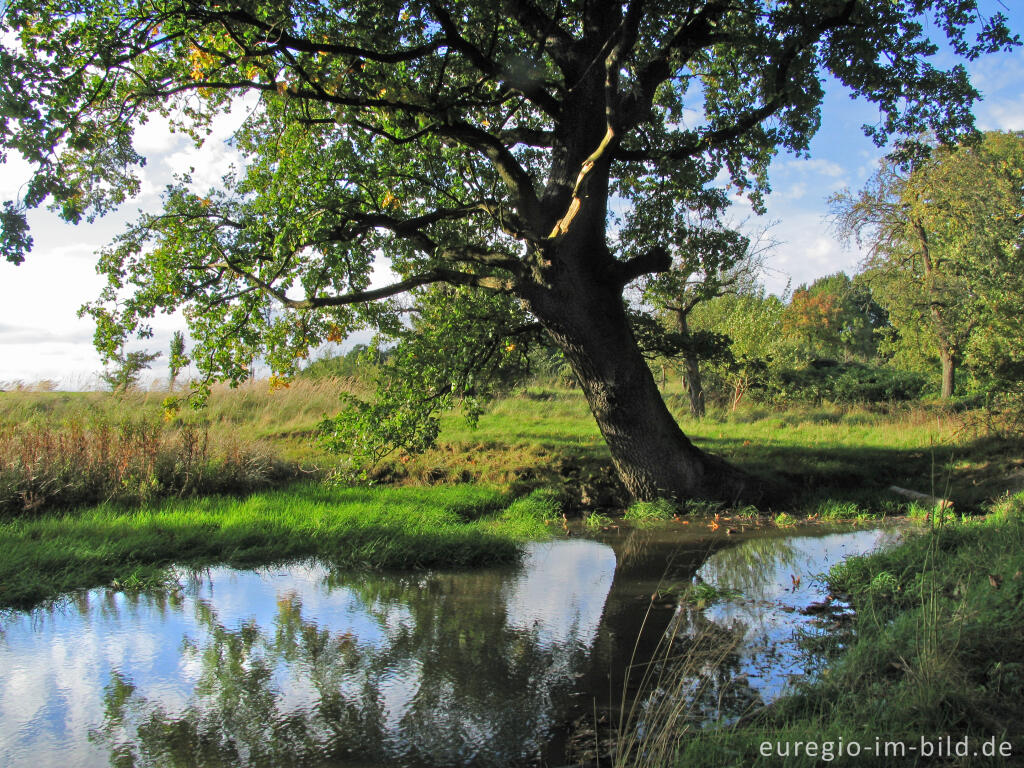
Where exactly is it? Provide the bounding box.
[0,379,363,515]
[667,492,1024,767]
[0,484,559,610]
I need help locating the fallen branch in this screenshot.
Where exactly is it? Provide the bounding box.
[888,485,954,511]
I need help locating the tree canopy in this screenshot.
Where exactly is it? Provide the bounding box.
[1,0,1018,500]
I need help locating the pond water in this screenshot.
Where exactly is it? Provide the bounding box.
[0,524,900,767]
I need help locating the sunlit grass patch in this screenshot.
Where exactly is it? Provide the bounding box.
[0,483,560,611]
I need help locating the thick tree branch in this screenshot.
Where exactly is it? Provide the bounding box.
[613,245,671,285]
[437,121,543,233]
[211,261,513,309]
[504,0,579,76]
[208,8,444,64]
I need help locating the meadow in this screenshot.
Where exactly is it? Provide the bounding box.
[2,377,1023,764]
[1,377,1017,519]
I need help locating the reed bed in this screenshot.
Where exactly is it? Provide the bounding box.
[0,417,295,516]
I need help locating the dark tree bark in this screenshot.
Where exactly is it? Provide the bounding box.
[522,202,752,503]
[533,289,748,502]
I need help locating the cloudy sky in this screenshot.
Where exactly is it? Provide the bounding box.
[1,20,1022,388]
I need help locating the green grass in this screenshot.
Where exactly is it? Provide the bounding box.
[625,498,679,521]
[0,483,561,610]
[665,492,1024,767]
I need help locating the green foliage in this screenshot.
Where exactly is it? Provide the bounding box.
[99,348,161,392]
[168,331,187,387]
[317,286,537,473]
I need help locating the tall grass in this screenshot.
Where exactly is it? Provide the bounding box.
[2,381,1018,517]
[0,378,364,516]
[613,607,744,767]
[0,416,295,516]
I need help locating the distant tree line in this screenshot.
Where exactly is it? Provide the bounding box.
[641,131,1023,423]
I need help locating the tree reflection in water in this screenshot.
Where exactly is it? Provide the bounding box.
[88,541,616,768]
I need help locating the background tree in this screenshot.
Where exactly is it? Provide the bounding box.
[688,287,788,411]
[168,330,187,389]
[1,1,1017,500]
[100,347,161,393]
[782,272,886,362]
[833,131,1024,400]
[639,223,769,419]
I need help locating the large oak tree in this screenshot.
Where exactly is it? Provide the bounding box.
[0,1,1017,500]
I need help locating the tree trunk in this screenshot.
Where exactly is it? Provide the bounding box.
[675,311,706,419]
[522,78,754,504]
[526,272,752,504]
[940,348,956,399]
[914,217,958,401]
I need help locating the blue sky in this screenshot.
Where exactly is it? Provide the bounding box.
[1,15,1022,387]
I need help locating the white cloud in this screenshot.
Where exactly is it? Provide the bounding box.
[780,157,846,179]
[977,102,1024,132]
[132,113,188,156]
[760,209,864,294]
[0,150,33,201]
[777,182,807,201]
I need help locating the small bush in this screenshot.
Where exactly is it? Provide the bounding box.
[774,511,798,527]
[625,498,677,521]
[817,499,861,520]
[584,511,614,530]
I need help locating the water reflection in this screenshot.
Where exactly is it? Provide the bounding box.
[697,526,902,702]
[0,542,616,768]
[0,526,899,767]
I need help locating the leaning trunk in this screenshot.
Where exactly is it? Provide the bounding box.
[527,276,750,503]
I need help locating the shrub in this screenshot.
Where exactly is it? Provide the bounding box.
[764,361,927,405]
